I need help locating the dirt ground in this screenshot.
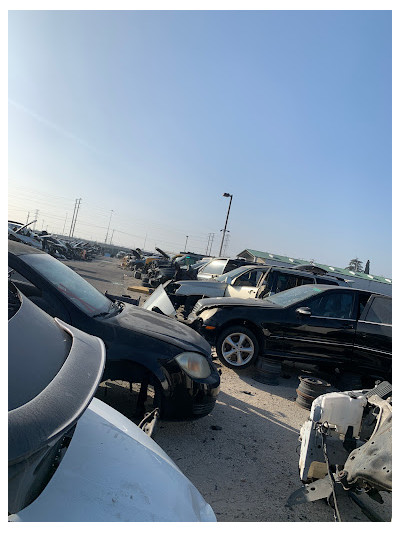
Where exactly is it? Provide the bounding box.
[68,256,392,522]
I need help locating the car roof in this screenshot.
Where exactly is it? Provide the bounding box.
[9,241,46,256]
[311,284,389,298]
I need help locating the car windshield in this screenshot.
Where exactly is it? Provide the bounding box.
[22,253,114,317]
[216,266,255,283]
[264,284,329,307]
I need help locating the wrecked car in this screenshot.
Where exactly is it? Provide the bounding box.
[288,380,392,522]
[143,264,343,320]
[8,241,220,420]
[8,219,43,249]
[184,284,392,374]
[8,281,216,522]
[146,249,207,287]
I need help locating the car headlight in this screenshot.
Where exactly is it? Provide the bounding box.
[174,352,211,379]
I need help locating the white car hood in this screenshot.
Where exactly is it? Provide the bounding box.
[9,398,216,522]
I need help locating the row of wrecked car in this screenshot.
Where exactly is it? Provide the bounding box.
[8,239,392,521]
[8,219,102,261]
[120,247,208,286]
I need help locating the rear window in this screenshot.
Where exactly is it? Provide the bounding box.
[201,259,228,275]
[365,297,392,325]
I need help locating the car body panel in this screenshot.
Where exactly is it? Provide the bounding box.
[9,398,216,522]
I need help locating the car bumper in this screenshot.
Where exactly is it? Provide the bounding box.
[160,358,220,420]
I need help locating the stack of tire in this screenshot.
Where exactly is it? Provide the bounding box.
[296,376,331,410]
[253,357,282,385]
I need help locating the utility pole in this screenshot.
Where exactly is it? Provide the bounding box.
[206,232,215,256]
[71,198,82,238]
[69,199,78,237]
[105,210,114,243]
[62,212,68,235]
[33,210,39,230]
[184,235,189,252]
[110,229,115,245]
[219,193,233,256]
[209,233,215,256]
[26,211,30,224]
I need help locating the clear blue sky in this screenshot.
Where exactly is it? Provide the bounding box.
[8,10,392,276]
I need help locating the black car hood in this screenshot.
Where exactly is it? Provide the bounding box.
[196,297,280,311]
[106,303,211,355]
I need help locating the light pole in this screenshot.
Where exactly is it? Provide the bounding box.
[184,235,188,252]
[219,193,233,256]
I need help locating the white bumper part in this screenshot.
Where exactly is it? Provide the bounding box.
[9,398,216,522]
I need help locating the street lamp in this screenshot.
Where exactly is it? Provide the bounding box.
[184,235,189,252]
[219,193,233,256]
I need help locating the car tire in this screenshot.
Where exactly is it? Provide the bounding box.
[216,325,259,369]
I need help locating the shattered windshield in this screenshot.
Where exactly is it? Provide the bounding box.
[22,253,114,317]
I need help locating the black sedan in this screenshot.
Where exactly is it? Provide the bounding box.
[187,285,391,380]
[8,241,220,420]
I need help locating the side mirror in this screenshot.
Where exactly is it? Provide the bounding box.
[296,306,312,317]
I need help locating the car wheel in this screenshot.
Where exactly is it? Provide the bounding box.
[216,325,259,369]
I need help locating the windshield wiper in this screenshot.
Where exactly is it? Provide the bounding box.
[92,300,124,319]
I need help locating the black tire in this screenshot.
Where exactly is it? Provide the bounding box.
[216,325,259,369]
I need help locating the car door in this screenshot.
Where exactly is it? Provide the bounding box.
[225,269,265,298]
[353,295,392,378]
[274,290,358,366]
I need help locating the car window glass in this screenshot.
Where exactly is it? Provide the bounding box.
[308,292,355,319]
[358,293,371,319]
[365,297,392,325]
[275,273,298,293]
[201,259,228,275]
[216,266,254,282]
[9,270,38,293]
[299,276,314,286]
[21,254,113,317]
[234,269,263,287]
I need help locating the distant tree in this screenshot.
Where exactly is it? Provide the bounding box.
[346,258,364,272]
[364,260,370,274]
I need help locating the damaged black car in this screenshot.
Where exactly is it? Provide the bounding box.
[8,241,220,420]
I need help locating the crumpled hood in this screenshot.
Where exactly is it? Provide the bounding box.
[106,302,211,355]
[172,280,228,297]
[195,297,280,312]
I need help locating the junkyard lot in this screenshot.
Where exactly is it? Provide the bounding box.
[66,256,392,522]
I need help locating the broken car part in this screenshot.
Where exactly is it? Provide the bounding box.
[288,381,392,521]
